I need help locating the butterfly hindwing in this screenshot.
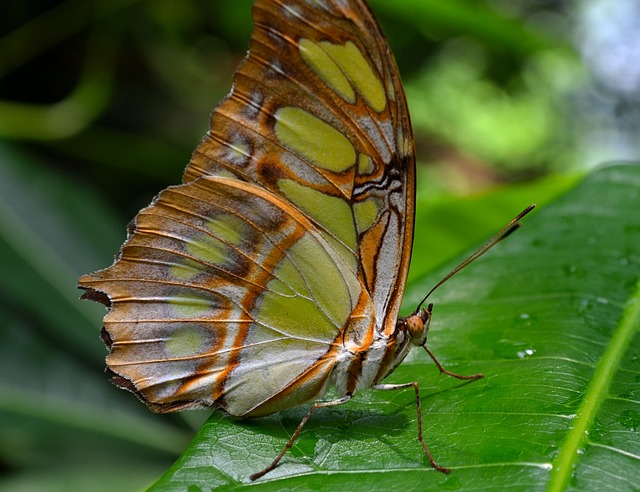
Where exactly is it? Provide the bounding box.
[81,176,367,414]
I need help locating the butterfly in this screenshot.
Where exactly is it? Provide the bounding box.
[79,0,533,480]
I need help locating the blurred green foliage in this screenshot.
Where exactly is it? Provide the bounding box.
[1,0,637,490]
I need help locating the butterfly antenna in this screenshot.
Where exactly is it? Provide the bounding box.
[415,204,536,313]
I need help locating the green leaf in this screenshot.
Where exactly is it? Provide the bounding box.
[148,164,640,491]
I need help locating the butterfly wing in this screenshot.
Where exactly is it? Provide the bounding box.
[82,176,363,414]
[79,0,415,416]
[187,0,416,328]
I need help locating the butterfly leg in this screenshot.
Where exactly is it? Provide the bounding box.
[250,394,352,481]
[373,382,451,474]
[423,304,483,381]
[423,345,484,381]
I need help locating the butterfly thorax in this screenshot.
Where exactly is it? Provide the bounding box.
[329,306,430,398]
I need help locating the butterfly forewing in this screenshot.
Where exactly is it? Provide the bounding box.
[79,0,415,417]
[188,0,415,326]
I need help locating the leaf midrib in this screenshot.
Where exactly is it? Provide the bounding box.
[547,275,640,491]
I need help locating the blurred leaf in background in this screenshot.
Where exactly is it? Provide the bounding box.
[1,0,639,491]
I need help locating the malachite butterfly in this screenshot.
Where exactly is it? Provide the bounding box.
[79,0,534,480]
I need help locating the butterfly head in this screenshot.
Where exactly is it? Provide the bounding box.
[404,303,433,347]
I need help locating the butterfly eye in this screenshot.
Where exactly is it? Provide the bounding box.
[405,313,427,345]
